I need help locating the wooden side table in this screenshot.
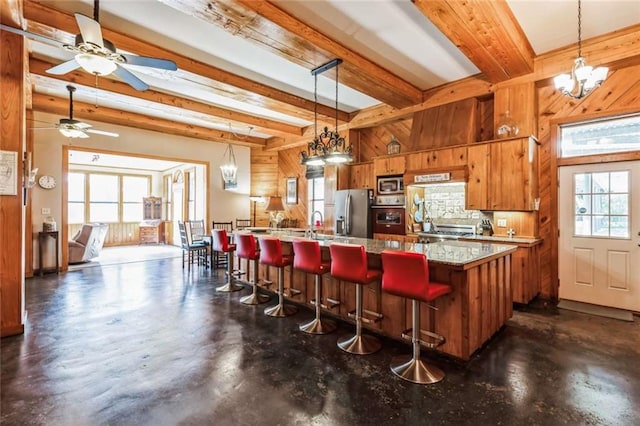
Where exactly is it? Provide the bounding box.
[39,231,59,276]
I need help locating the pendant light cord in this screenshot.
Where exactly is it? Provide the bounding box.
[577,0,582,58]
[334,64,339,133]
[313,73,318,140]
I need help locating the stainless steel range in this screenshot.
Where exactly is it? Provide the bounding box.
[417,223,476,243]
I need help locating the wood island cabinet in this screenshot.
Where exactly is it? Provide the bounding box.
[373,155,405,177]
[466,136,539,211]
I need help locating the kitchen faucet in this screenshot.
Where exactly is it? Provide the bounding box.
[305,210,323,239]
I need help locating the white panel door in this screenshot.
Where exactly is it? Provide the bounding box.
[558,161,640,311]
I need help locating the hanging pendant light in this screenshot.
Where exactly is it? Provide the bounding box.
[300,58,353,166]
[553,0,608,100]
[220,143,237,189]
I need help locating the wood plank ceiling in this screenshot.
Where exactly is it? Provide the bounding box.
[1,0,638,151]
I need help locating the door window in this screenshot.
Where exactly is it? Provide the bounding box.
[574,171,629,238]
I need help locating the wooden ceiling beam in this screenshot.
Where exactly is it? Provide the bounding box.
[159,0,423,109]
[22,1,346,123]
[29,58,304,137]
[31,93,268,148]
[412,0,535,82]
[0,0,23,27]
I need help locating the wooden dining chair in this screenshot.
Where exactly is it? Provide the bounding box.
[178,222,208,270]
[235,219,251,230]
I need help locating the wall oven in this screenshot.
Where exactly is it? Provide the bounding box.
[371,206,406,235]
[377,176,404,195]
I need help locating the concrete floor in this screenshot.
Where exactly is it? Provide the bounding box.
[1,256,639,425]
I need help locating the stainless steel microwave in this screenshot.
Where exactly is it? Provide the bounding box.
[377,176,404,195]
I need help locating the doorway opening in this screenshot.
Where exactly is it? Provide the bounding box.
[66,148,207,270]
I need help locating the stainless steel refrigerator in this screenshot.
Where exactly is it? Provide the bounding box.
[334,189,374,239]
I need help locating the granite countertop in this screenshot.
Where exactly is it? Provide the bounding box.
[235,230,517,268]
[458,234,542,246]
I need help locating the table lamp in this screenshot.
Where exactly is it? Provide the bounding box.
[265,196,285,228]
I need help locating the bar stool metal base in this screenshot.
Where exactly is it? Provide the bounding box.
[299,317,336,334]
[264,303,298,317]
[240,292,269,305]
[216,282,244,292]
[390,355,444,385]
[337,334,381,355]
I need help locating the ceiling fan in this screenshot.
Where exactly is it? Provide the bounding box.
[7,0,177,91]
[33,85,119,139]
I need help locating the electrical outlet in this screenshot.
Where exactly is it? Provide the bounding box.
[497,219,507,227]
[41,208,51,215]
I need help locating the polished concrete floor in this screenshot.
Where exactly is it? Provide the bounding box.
[2,256,639,425]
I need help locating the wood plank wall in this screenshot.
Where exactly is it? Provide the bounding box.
[69,223,142,246]
[536,63,640,299]
[250,148,279,226]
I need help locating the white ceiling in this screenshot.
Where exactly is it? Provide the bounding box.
[22,0,640,140]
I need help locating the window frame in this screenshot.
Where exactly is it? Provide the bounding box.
[68,170,152,224]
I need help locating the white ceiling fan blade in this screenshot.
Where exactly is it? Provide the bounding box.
[32,127,57,130]
[112,66,149,91]
[46,59,81,75]
[86,129,119,138]
[121,53,177,71]
[73,121,92,129]
[75,13,104,47]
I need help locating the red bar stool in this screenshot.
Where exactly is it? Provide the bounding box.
[329,243,382,355]
[212,229,243,292]
[292,239,336,334]
[380,250,452,385]
[236,234,269,305]
[259,237,298,317]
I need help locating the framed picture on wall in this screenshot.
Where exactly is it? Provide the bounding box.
[286,177,297,204]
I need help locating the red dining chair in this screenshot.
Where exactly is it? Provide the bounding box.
[329,243,382,355]
[293,239,336,334]
[380,250,452,384]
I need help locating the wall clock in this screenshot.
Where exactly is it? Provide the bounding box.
[38,175,57,189]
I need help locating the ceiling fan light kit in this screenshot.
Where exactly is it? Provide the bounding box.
[554,0,608,100]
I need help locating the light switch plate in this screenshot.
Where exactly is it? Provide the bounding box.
[41,208,51,215]
[497,219,507,227]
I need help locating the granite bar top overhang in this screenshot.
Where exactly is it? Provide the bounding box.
[235,230,517,270]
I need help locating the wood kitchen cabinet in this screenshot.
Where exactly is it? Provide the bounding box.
[373,155,405,176]
[466,136,538,211]
[406,147,467,171]
[348,162,374,189]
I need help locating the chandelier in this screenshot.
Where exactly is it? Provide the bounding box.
[300,59,353,166]
[220,143,237,189]
[553,0,608,100]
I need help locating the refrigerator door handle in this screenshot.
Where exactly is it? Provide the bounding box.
[345,194,351,235]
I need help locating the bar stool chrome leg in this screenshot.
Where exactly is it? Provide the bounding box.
[390,300,444,384]
[299,274,336,334]
[240,258,269,305]
[216,253,243,292]
[264,267,297,317]
[338,285,381,354]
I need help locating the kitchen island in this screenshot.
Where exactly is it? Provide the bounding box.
[235,230,517,361]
